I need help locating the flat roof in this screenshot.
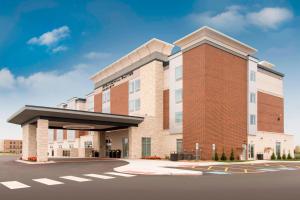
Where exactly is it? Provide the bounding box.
[8,105,144,131]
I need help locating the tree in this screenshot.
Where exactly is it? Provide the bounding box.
[221,149,227,161]
[277,153,282,160]
[282,153,287,160]
[271,152,276,160]
[214,152,219,161]
[287,152,293,160]
[230,148,235,161]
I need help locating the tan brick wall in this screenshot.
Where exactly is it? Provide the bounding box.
[94,92,102,112]
[110,82,129,115]
[163,89,169,129]
[257,91,284,133]
[183,44,247,160]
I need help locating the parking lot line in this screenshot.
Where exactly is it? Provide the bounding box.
[33,178,64,186]
[207,166,213,170]
[224,167,229,172]
[1,181,31,190]
[84,174,115,179]
[60,176,92,182]
[244,169,248,174]
[105,172,136,177]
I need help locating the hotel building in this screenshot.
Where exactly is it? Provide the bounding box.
[9,26,294,161]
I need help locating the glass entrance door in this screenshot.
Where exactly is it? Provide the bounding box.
[122,137,129,158]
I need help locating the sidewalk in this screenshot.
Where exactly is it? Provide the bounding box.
[114,159,300,175]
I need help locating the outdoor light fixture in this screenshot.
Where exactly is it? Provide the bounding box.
[63,124,95,130]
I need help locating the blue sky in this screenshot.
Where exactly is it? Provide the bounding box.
[0,0,300,144]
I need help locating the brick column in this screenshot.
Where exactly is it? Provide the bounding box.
[36,119,49,162]
[22,124,37,160]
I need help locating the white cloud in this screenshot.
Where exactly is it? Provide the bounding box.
[52,45,68,53]
[0,64,98,139]
[27,26,70,46]
[247,8,293,29]
[84,51,111,60]
[0,68,15,89]
[189,6,246,33]
[188,6,293,33]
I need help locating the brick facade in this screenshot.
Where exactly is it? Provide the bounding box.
[163,89,169,129]
[110,82,129,115]
[257,91,284,133]
[183,44,248,160]
[94,92,102,112]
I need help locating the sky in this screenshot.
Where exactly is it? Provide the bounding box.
[0,0,300,144]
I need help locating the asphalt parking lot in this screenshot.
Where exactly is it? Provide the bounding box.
[177,162,300,175]
[1,156,300,200]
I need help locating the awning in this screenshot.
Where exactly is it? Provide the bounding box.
[7,105,144,131]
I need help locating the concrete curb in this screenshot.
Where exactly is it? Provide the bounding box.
[15,160,56,165]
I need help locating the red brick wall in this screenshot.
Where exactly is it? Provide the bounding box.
[183,44,248,160]
[94,92,102,112]
[257,91,284,133]
[63,130,67,140]
[110,82,129,115]
[163,89,169,129]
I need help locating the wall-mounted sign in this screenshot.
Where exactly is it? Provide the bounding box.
[102,72,133,91]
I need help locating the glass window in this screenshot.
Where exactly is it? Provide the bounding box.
[175,112,183,124]
[129,81,134,94]
[48,129,54,143]
[250,114,256,125]
[135,79,140,92]
[250,92,256,103]
[135,98,141,111]
[175,66,182,81]
[175,89,182,103]
[142,137,151,157]
[250,71,256,82]
[84,141,93,148]
[57,130,63,142]
[67,130,75,142]
[248,144,255,159]
[276,142,281,157]
[129,100,134,112]
[176,139,183,153]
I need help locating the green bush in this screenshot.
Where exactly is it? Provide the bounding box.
[214,152,219,161]
[271,152,276,160]
[221,151,227,161]
[287,152,292,160]
[282,153,287,160]
[277,153,282,160]
[230,148,235,161]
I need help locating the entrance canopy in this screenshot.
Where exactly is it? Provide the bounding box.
[8,105,144,131]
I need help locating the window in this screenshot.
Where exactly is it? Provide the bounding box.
[57,130,63,142]
[129,100,135,112]
[129,81,134,94]
[176,139,183,153]
[102,90,110,113]
[84,141,93,148]
[67,130,75,142]
[175,89,182,103]
[248,144,255,159]
[250,92,256,103]
[135,79,140,92]
[88,96,94,111]
[142,137,151,157]
[250,71,256,82]
[48,129,54,143]
[250,114,256,125]
[135,98,141,111]
[175,112,183,124]
[175,66,182,81]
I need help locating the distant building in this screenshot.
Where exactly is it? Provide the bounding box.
[0,140,22,154]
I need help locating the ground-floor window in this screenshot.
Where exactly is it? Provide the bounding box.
[122,137,129,158]
[142,137,151,157]
[84,141,93,148]
[176,139,183,153]
[248,144,255,159]
[276,142,281,157]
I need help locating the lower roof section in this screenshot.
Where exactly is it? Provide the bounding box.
[7,105,144,131]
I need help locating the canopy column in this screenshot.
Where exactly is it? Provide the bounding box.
[22,124,37,160]
[36,119,49,162]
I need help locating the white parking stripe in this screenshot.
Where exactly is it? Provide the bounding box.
[33,178,64,185]
[84,174,115,179]
[1,181,31,190]
[60,176,91,182]
[105,172,136,177]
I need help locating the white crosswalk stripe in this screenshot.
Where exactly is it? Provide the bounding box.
[1,181,31,190]
[33,178,64,185]
[60,176,91,182]
[84,174,115,179]
[105,172,136,177]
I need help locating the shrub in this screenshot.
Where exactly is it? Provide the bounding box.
[142,156,161,160]
[230,148,235,161]
[214,152,219,161]
[282,153,287,160]
[271,152,276,160]
[287,152,293,160]
[28,156,37,162]
[221,151,227,161]
[277,153,282,160]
